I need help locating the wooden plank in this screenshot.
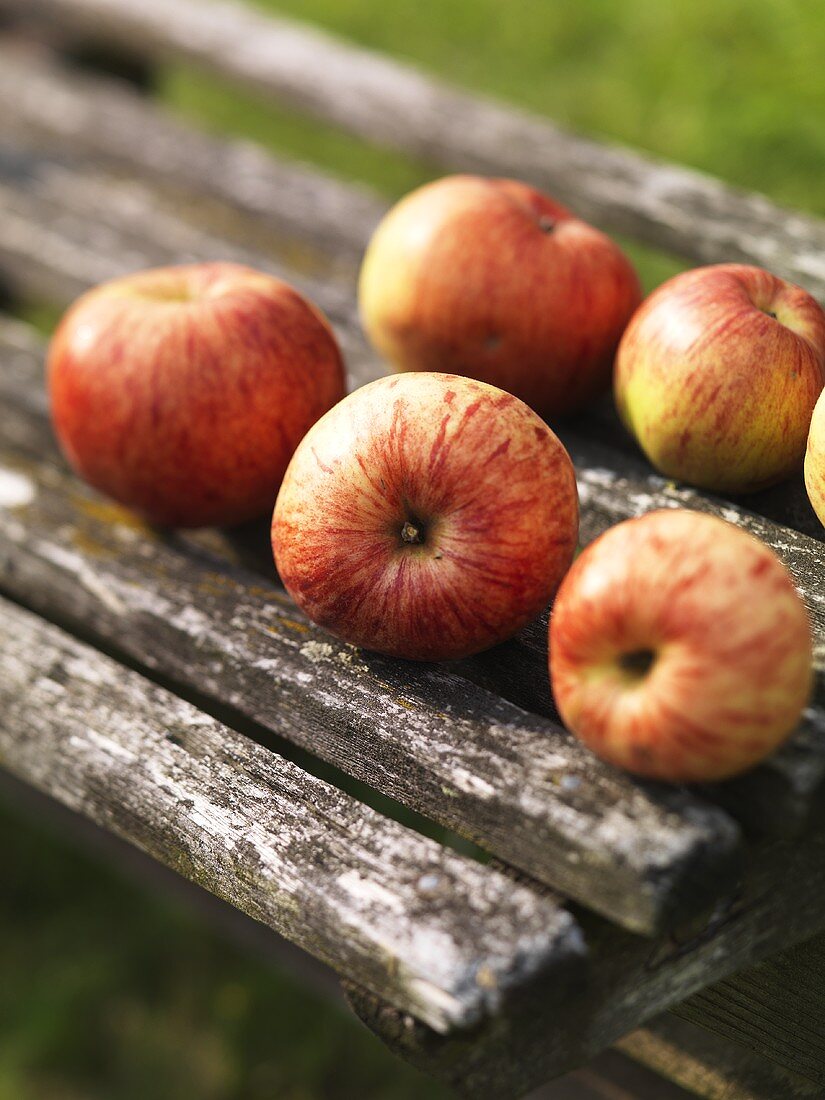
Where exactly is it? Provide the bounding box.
[0,38,381,268]
[674,931,825,1087]
[0,133,822,838]
[0,320,744,937]
[346,826,825,1097]
[0,594,586,1034]
[618,1013,823,1100]
[5,0,825,302]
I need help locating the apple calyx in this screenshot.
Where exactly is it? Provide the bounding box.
[538,215,556,234]
[400,519,426,546]
[618,648,656,680]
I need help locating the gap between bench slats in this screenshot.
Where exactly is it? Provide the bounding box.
[0,593,585,1034]
[3,0,825,302]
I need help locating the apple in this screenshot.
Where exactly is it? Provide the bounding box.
[615,263,825,493]
[804,387,825,525]
[549,509,812,783]
[48,262,346,527]
[358,175,642,420]
[272,372,578,660]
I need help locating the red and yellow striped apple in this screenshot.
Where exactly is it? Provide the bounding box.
[49,262,346,528]
[804,387,825,526]
[272,372,579,660]
[358,175,641,420]
[615,263,825,493]
[549,510,812,782]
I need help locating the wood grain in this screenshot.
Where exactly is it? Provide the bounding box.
[0,594,585,1034]
[674,932,825,1087]
[346,827,825,1096]
[5,0,825,302]
[0,319,744,937]
[0,39,381,268]
[618,1013,823,1100]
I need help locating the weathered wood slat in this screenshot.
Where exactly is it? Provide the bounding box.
[346,827,825,1097]
[673,931,825,1087]
[0,133,822,839]
[617,1013,823,1100]
[0,594,585,1034]
[0,319,744,937]
[0,39,381,268]
[5,0,825,303]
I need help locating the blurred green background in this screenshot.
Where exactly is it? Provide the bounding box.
[5,0,824,1096]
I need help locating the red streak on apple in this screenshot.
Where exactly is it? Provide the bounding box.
[48,262,346,527]
[359,175,641,419]
[549,510,812,782]
[272,372,579,661]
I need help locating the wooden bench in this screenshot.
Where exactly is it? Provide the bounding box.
[0,1,824,1095]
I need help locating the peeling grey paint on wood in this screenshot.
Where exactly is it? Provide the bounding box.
[0,594,585,1034]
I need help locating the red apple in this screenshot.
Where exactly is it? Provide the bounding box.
[549,510,812,782]
[358,175,641,420]
[48,262,346,527]
[804,387,825,526]
[272,372,578,660]
[615,263,825,493]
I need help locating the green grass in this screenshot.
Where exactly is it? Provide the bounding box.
[159,0,825,295]
[239,0,825,218]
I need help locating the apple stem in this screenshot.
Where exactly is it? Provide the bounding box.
[401,521,424,545]
[538,215,556,233]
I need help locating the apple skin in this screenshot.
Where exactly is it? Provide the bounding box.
[615,263,825,493]
[358,175,642,420]
[272,372,579,661]
[804,388,825,525]
[48,262,346,528]
[549,510,812,783]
